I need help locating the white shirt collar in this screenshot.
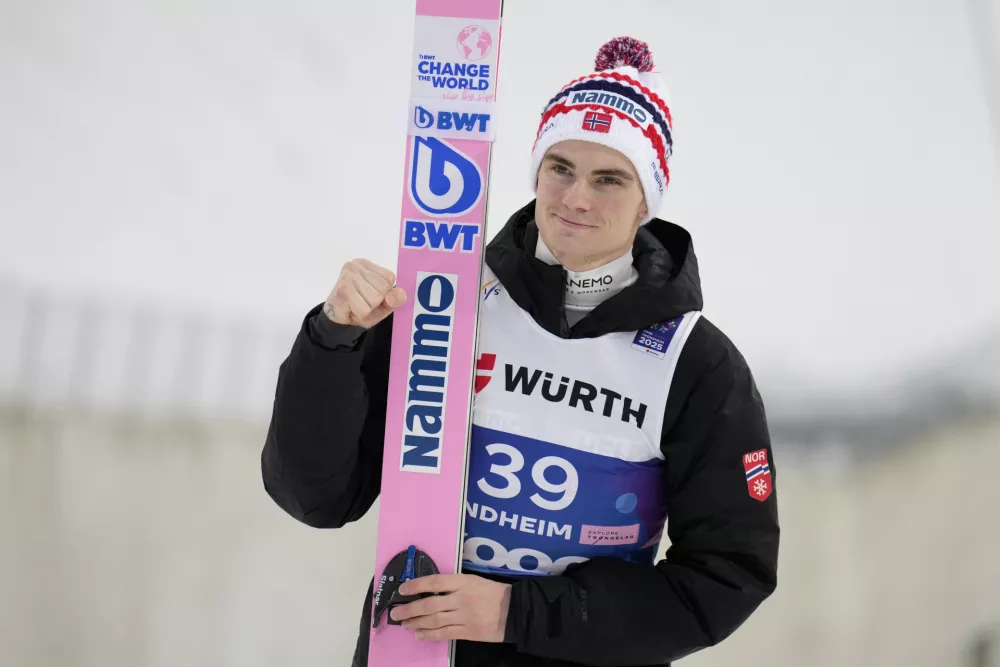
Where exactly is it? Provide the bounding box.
[534,234,639,312]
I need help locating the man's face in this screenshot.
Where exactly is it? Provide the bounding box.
[534,140,648,272]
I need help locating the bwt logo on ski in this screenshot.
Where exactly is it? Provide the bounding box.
[400,272,459,474]
[409,136,483,217]
[414,105,491,134]
[403,219,480,253]
[568,91,649,126]
[504,364,648,428]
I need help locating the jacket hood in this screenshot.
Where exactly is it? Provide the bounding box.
[484,199,704,339]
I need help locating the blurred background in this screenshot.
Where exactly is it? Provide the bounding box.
[2,0,999,665]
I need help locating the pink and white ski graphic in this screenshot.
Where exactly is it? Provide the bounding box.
[368,1,504,666]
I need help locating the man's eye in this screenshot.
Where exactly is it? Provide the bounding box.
[598,176,622,186]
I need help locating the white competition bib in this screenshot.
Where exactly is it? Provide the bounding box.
[462,268,701,577]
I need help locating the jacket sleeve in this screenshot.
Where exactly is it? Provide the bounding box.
[260,303,393,528]
[502,318,779,665]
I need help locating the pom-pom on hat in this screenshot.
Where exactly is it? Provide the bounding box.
[530,37,673,224]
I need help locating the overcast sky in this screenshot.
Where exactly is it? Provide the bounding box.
[1,0,998,402]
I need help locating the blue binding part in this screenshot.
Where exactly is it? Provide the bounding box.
[400,545,417,582]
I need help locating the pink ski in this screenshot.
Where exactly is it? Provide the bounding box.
[368,1,504,666]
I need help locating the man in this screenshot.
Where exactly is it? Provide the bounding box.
[261,37,779,667]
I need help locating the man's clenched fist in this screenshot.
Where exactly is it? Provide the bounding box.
[324,258,407,329]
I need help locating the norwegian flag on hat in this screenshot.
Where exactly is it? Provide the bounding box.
[743,449,773,501]
[582,111,613,133]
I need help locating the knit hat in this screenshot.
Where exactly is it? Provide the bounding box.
[530,37,673,224]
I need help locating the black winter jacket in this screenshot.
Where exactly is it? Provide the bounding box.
[261,200,779,667]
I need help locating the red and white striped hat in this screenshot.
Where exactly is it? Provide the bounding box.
[530,37,674,224]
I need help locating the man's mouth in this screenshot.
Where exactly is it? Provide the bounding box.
[553,214,591,229]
